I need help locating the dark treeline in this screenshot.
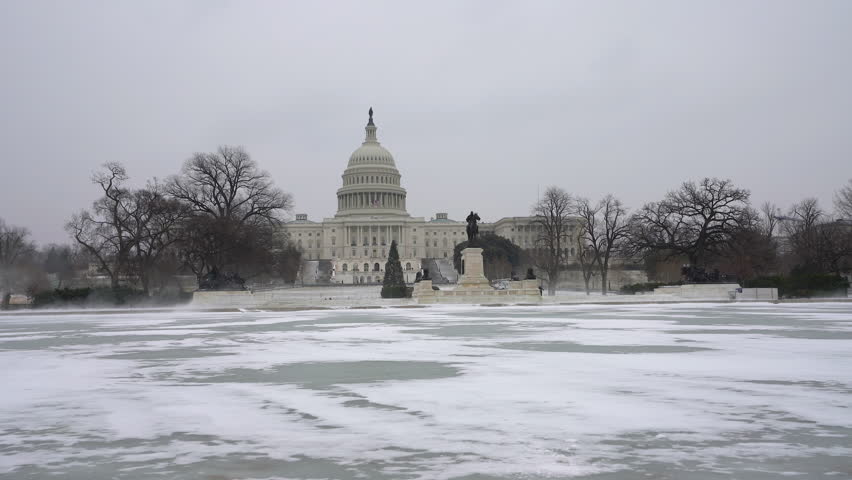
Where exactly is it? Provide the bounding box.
[529,177,852,296]
[1,168,850,307]
[1,145,301,308]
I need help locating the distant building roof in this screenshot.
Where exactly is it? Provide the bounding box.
[288,214,317,224]
[428,212,460,223]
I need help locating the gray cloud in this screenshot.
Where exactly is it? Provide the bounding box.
[1,0,850,243]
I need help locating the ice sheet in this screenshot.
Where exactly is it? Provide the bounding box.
[0,303,850,479]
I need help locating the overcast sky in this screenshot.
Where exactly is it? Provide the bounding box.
[1,1,850,244]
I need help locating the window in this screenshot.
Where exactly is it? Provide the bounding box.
[373,263,380,272]
[332,236,336,246]
[351,248,356,256]
[353,264,360,272]
[405,262,412,271]
[342,263,348,272]
[442,238,448,247]
[364,263,369,272]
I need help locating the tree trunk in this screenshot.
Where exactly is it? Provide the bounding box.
[600,268,608,295]
[583,278,590,295]
[547,270,558,296]
[140,274,150,297]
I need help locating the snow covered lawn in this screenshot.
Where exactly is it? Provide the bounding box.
[1,303,850,479]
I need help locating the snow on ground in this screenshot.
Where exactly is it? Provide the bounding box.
[0,303,850,479]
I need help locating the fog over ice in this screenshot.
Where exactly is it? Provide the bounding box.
[1,1,851,243]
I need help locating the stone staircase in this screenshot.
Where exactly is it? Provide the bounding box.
[299,260,333,285]
[421,258,459,285]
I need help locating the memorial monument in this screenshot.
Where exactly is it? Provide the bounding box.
[413,210,542,304]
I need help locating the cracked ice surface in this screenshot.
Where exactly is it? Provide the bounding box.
[0,303,850,479]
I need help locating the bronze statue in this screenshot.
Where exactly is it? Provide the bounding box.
[465,211,481,241]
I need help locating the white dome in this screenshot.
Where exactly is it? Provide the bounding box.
[335,108,409,217]
[347,142,395,167]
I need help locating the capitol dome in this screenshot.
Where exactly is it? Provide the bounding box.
[347,118,396,167]
[335,108,408,217]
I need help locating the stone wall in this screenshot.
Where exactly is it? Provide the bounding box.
[654,283,741,300]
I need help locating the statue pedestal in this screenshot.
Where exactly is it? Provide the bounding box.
[457,248,491,290]
[412,247,542,304]
[412,280,435,299]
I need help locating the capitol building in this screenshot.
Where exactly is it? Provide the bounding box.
[285,109,578,285]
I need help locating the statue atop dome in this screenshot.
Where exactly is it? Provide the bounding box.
[368,107,374,126]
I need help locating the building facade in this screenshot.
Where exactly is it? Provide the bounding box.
[285,110,584,285]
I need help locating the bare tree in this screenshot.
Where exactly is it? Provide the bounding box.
[531,186,573,295]
[576,195,630,295]
[714,208,778,281]
[66,163,133,289]
[782,198,823,273]
[574,227,597,295]
[167,146,294,280]
[783,198,852,274]
[836,179,852,219]
[67,164,188,294]
[760,201,781,239]
[167,146,292,225]
[0,219,36,309]
[127,184,190,293]
[628,178,752,280]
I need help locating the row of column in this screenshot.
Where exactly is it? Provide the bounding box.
[345,176,399,186]
[344,224,403,247]
[339,192,405,210]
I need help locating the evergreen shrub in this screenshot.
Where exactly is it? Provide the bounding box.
[381,241,410,298]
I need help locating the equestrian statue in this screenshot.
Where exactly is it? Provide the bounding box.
[465,211,481,242]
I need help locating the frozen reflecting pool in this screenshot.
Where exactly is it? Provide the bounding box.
[1,303,850,479]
